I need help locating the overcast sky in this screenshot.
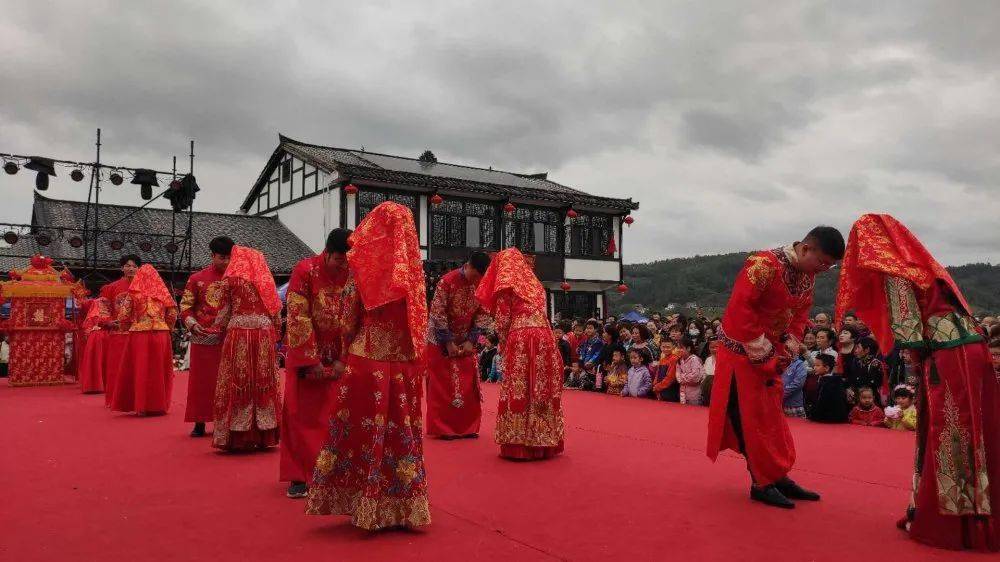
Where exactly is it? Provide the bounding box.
[2,1,998,265]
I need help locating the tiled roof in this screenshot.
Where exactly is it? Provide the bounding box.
[241,135,640,212]
[0,194,313,274]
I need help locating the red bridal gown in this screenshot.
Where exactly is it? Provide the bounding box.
[109,268,176,415]
[305,277,430,529]
[706,246,814,486]
[836,214,998,551]
[179,265,226,423]
[281,253,348,483]
[425,267,492,438]
[491,290,565,459]
[212,277,282,451]
[78,298,111,394]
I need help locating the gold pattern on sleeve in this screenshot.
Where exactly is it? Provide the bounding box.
[745,255,775,291]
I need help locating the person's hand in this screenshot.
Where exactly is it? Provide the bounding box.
[105,320,119,330]
[190,323,206,336]
[446,341,459,357]
[461,341,475,356]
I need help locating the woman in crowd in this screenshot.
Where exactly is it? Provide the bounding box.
[631,324,658,363]
[475,247,564,460]
[700,338,718,406]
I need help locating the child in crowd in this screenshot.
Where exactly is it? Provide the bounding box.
[489,352,504,383]
[674,338,704,405]
[781,336,808,417]
[603,349,629,395]
[652,340,680,401]
[577,320,604,388]
[622,349,652,397]
[553,323,572,373]
[848,387,885,427]
[884,386,917,431]
[567,321,584,365]
[564,360,587,389]
[479,334,499,382]
[808,353,850,423]
[846,336,885,406]
[699,338,718,405]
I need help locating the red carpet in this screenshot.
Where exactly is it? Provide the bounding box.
[0,373,979,561]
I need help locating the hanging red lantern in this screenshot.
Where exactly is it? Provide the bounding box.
[344,183,358,195]
[164,242,179,254]
[430,193,443,206]
[503,202,516,214]
[110,240,124,251]
[623,215,635,226]
[560,281,571,292]
[566,208,578,219]
[68,236,84,248]
[139,241,153,252]
[616,283,628,294]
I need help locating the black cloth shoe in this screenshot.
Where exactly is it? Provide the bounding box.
[190,422,206,437]
[750,485,795,509]
[286,482,308,499]
[776,477,821,501]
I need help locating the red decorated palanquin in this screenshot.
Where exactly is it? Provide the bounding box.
[475,248,564,460]
[281,253,349,483]
[179,265,226,423]
[306,202,431,530]
[0,255,87,386]
[707,245,814,486]
[836,214,999,552]
[425,266,493,438]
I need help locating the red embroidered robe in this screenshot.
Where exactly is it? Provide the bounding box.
[280,253,348,483]
[425,267,492,437]
[706,246,813,486]
[99,277,133,407]
[179,265,226,423]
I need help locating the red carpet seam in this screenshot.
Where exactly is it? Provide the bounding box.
[433,504,568,561]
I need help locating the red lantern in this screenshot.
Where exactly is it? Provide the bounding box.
[344,183,358,195]
[110,240,124,251]
[560,281,571,292]
[623,215,635,226]
[139,241,153,252]
[164,242,179,254]
[616,283,628,294]
[68,236,84,248]
[503,202,516,214]
[430,193,443,206]
[566,208,578,219]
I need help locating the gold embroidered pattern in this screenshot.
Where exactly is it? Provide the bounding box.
[926,312,983,348]
[886,276,923,345]
[745,255,775,291]
[305,488,431,530]
[934,383,991,515]
[285,291,314,348]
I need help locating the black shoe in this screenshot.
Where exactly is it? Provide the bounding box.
[286,482,308,499]
[750,485,795,509]
[190,423,206,437]
[775,477,821,501]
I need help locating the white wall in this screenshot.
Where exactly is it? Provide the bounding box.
[271,170,341,254]
[564,258,619,282]
[418,195,428,246]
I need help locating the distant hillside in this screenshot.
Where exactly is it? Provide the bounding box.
[609,252,1000,316]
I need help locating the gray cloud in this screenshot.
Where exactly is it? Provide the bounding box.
[1,1,998,267]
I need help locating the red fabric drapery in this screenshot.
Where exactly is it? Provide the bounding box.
[224,246,282,316]
[474,247,546,314]
[347,201,427,360]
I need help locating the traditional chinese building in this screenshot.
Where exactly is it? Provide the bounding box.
[241,135,639,319]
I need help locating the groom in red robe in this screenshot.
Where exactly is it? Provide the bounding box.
[180,236,232,437]
[707,226,844,508]
[281,229,351,499]
[425,252,493,439]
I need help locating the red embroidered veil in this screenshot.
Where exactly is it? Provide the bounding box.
[474,247,545,313]
[224,246,282,316]
[834,213,972,353]
[347,201,427,359]
[128,264,174,308]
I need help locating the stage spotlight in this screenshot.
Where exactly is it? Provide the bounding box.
[24,157,57,191]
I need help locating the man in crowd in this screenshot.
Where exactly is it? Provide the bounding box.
[282,229,351,498]
[425,252,493,439]
[180,236,232,437]
[813,312,832,329]
[707,226,845,508]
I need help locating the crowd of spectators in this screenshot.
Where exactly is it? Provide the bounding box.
[476,309,1000,434]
